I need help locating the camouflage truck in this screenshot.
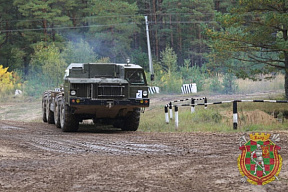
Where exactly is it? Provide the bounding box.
[42,62,149,132]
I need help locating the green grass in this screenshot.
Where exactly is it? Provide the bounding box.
[139,98,288,133]
[1,80,288,133]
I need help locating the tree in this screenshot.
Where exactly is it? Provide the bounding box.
[12,0,71,75]
[0,65,21,97]
[158,46,182,93]
[137,0,215,66]
[14,0,70,42]
[160,46,177,75]
[162,0,215,66]
[83,0,140,62]
[62,39,98,64]
[207,0,288,98]
[0,0,26,71]
[30,43,67,88]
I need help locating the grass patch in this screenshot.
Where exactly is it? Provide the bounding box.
[0,98,42,122]
[236,74,284,94]
[140,107,232,132]
[139,98,288,133]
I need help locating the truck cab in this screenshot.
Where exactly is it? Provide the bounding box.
[42,62,149,132]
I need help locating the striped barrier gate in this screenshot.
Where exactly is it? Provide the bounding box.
[165,97,207,124]
[165,98,288,130]
[148,86,160,94]
[181,83,197,94]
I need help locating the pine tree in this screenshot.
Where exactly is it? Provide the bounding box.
[82,0,140,61]
[160,0,215,66]
[207,0,288,98]
[0,0,25,71]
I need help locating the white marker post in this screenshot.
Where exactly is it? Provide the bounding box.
[204,97,207,109]
[169,102,173,119]
[191,98,195,113]
[165,105,169,124]
[175,106,179,130]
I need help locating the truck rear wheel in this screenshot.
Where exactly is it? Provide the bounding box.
[42,94,47,123]
[121,108,140,131]
[46,92,55,124]
[60,99,79,132]
[54,95,61,128]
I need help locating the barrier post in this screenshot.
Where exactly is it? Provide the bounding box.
[233,101,238,129]
[204,97,207,109]
[191,98,195,113]
[165,105,169,124]
[169,102,173,119]
[175,105,179,130]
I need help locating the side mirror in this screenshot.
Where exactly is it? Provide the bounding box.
[150,74,154,81]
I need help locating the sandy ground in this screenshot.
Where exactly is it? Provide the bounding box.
[0,93,287,191]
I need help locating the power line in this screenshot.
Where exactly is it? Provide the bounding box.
[0,12,215,24]
[0,22,137,33]
[0,20,216,33]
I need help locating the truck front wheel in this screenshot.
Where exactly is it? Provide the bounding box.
[121,108,140,131]
[46,92,55,124]
[42,97,47,123]
[60,99,79,132]
[54,95,61,128]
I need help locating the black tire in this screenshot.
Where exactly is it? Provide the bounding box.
[42,94,47,123]
[54,95,61,128]
[60,99,79,132]
[121,108,140,131]
[112,119,123,128]
[46,92,55,124]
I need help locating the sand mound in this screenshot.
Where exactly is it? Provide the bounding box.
[222,109,278,126]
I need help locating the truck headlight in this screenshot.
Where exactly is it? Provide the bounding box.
[70,90,76,96]
[143,90,148,97]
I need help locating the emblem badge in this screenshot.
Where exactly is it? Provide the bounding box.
[237,133,282,185]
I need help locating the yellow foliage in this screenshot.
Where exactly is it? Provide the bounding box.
[0,65,21,96]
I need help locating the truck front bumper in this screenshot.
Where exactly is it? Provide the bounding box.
[69,98,149,107]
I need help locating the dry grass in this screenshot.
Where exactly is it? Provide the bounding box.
[139,103,288,133]
[236,74,284,94]
[1,77,287,133]
[139,84,288,133]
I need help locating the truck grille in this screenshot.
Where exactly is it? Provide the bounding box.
[97,84,126,98]
[71,83,128,99]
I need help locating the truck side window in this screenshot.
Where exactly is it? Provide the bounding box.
[126,70,145,85]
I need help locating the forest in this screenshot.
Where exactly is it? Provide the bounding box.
[0,0,287,98]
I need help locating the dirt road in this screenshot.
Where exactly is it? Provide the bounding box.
[0,119,287,192]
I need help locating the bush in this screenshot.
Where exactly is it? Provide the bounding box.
[180,65,208,91]
[222,73,238,94]
[23,76,50,97]
[0,65,22,98]
[209,76,222,93]
[159,71,183,93]
[191,109,222,124]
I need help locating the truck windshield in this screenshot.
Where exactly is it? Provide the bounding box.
[126,70,145,85]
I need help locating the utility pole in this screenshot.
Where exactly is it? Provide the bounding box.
[145,16,154,80]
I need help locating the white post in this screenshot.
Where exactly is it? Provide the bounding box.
[169,102,173,119]
[175,106,179,130]
[165,105,169,124]
[191,98,195,113]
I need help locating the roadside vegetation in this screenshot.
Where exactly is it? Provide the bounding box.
[0,1,287,132]
[139,92,288,133]
[1,0,287,99]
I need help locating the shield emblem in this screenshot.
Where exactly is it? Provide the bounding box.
[237,133,282,185]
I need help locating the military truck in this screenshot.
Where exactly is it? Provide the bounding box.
[42,62,149,132]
